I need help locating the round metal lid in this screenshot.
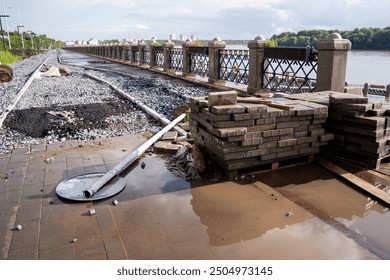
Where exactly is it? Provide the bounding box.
[56,173,126,201]
[0,65,13,83]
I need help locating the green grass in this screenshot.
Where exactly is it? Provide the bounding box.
[0,51,22,65]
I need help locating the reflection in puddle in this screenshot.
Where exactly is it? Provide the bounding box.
[211,218,376,260]
[189,181,377,259]
[337,211,390,258]
[114,154,191,202]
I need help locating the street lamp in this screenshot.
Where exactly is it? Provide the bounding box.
[27,30,35,50]
[17,24,24,49]
[0,14,9,51]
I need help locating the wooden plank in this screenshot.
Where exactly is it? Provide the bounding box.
[317,158,390,206]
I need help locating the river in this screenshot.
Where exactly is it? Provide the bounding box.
[347,50,390,86]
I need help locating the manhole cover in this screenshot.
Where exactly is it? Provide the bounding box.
[56,173,125,201]
[0,65,13,83]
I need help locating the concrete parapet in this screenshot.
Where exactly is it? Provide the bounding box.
[208,38,226,84]
[247,36,268,95]
[316,33,351,93]
[162,40,175,72]
[182,39,196,77]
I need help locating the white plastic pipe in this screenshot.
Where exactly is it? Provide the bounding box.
[0,54,51,127]
[84,72,188,136]
[83,113,186,198]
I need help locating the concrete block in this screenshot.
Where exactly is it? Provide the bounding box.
[208,91,237,107]
[212,119,255,128]
[278,139,298,147]
[329,93,368,104]
[210,104,246,115]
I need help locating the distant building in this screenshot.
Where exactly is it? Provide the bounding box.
[65,41,75,46]
[87,38,99,45]
[180,34,186,41]
[170,34,176,41]
[191,34,197,41]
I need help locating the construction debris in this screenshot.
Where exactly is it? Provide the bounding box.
[167,144,201,180]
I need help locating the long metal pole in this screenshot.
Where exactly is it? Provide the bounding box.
[83,113,186,198]
[1,0,10,49]
[0,16,6,51]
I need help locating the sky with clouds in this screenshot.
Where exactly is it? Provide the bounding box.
[1,0,389,42]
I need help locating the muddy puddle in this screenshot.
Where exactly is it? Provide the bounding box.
[90,154,384,259]
[47,133,389,259]
[257,162,390,258]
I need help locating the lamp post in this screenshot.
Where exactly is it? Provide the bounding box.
[0,14,9,51]
[17,24,24,49]
[27,30,34,50]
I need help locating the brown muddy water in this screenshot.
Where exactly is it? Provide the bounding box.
[46,135,390,260]
[53,134,389,259]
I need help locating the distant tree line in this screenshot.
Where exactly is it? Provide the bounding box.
[0,31,64,51]
[270,27,390,50]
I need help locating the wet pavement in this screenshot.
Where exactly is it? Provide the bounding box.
[0,134,388,260]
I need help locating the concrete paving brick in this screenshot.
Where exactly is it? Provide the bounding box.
[7,245,38,260]
[39,244,76,260]
[103,237,128,260]
[213,119,254,128]
[15,203,41,223]
[23,172,45,186]
[208,91,237,107]
[210,104,245,115]
[9,219,40,251]
[20,184,44,206]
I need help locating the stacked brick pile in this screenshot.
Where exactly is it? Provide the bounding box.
[325,93,390,167]
[189,91,333,176]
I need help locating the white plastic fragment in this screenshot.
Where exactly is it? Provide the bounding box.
[285,211,294,217]
[112,199,119,206]
[71,239,78,243]
[44,157,54,163]
[88,208,96,216]
[15,224,22,231]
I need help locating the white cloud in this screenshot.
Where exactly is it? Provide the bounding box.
[13,0,390,41]
[136,24,150,30]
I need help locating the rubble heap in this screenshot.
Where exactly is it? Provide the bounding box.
[189,91,334,177]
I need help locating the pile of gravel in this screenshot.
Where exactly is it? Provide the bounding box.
[0,50,209,154]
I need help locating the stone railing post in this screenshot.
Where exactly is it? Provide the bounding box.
[162,40,175,72]
[130,42,138,64]
[316,33,351,93]
[149,39,160,68]
[115,44,120,60]
[247,36,268,95]
[182,39,196,77]
[122,44,129,61]
[138,40,147,65]
[208,37,226,84]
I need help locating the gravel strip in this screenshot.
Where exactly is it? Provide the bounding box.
[0,50,209,154]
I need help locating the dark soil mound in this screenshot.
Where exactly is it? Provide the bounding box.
[4,101,134,138]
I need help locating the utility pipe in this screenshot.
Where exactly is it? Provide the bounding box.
[84,72,187,136]
[83,113,186,198]
[0,54,51,127]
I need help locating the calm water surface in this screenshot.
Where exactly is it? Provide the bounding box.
[347,51,390,85]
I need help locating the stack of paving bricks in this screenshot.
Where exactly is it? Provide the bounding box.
[325,93,390,167]
[189,91,333,177]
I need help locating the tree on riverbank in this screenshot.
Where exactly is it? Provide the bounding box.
[271,26,390,50]
[0,31,64,51]
[271,27,390,50]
